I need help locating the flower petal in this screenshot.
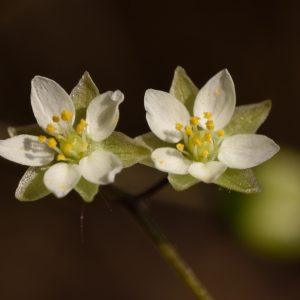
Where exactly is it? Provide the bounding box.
[79,150,122,185]
[188,161,227,183]
[31,76,75,132]
[194,69,236,130]
[218,134,280,169]
[151,147,191,175]
[43,163,81,198]
[145,89,190,143]
[86,91,124,142]
[0,135,54,166]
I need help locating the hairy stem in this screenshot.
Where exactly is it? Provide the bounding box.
[113,184,214,300]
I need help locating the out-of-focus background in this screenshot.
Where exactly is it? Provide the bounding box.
[1,0,300,299]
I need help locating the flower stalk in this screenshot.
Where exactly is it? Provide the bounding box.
[113,185,214,300]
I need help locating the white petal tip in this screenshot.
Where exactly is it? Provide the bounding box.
[111,90,124,103]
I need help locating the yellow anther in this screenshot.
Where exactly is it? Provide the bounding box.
[206,120,214,130]
[217,129,225,137]
[159,160,165,165]
[185,126,193,136]
[63,143,73,153]
[48,138,57,149]
[176,123,183,131]
[46,124,56,134]
[202,149,209,158]
[176,143,185,152]
[204,112,212,119]
[52,115,60,123]
[38,135,47,143]
[61,110,73,121]
[204,133,212,142]
[76,124,84,134]
[193,137,203,146]
[190,116,200,126]
[214,88,221,96]
[79,119,87,126]
[57,153,66,161]
[75,118,88,134]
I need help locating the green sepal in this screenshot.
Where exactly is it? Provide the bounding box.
[70,71,100,123]
[135,132,172,167]
[168,173,200,191]
[93,132,150,168]
[224,100,272,136]
[216,168,261,194]
[75,177,99,203]
[8,123,43,138]
[169,66,199,114]
[15,167,50,201]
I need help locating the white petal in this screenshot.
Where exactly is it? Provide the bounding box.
[218,134,280,169]
[86,90,124,142]
[145,89,190,143]
[31,76,75,132]
[194,69,236,130]
[151,147,191,175]
[189,161,227,183]
[44,163,81,198]
[79,150,122,185]
[0,135,54,166]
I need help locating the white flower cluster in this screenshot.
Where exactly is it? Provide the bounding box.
[0,69,279,200]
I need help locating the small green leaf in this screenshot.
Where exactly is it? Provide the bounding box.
[70,71,100,122]
[224,100,272,136]
[15,167,50,201]
[75,177,99,203]
[95,132,150,167]
[216,168,261,194]
[135,132,172,167]
[168,173,200,191]
[169,66,199,114]
[8,123,42,137]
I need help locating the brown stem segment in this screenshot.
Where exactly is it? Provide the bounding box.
[114,186,214,300]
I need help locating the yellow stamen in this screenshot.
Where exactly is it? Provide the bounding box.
[52,115,60,123]
[79,119,87,126]
[48,138,57,149]
[204,133,212,142]
[46,124,56,134]
[176,143,185,152]
[63,143,73,153]
[185,126,193,136]
[217,129,225,137]
[76,118,88,134]
[206,120,214,130]
[61,110,73,121]
[159,160,165,165]
[38,135,47,143]
[57,153,66,161]
[193,137,202,146]
[190,116,200,126]
[202,149,209,158]
[204,112,212,119]
[76,124,84,134]
[175,123,183,131]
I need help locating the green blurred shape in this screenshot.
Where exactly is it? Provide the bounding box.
[225,148,300,259]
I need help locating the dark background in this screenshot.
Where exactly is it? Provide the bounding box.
[0,0,300,299]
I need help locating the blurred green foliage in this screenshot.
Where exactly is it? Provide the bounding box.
[221,148,300,259]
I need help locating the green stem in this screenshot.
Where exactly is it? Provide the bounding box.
[114,186,214,300]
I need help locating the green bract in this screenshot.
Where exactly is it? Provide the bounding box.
[136,66,278,193]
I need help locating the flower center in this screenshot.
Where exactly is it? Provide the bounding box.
[175,112,225,162]
[38,110,89,162]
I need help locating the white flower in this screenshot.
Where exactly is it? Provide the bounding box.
[0,76,124,197]
[144,69,279,183]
